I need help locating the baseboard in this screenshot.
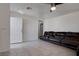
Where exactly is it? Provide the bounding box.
[0,48,10,53]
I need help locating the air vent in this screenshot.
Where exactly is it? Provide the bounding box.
[26,7,32,10]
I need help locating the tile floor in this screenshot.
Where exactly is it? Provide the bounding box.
[0,40,76,56]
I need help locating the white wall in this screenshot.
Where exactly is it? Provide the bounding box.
[44,11,79,32]
[0,4,10,52]
[23,15,39,42]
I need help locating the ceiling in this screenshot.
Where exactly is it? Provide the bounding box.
[10,3,79,19]
[10,3,45,18]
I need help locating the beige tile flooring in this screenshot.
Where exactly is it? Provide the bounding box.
[0,40,76,56]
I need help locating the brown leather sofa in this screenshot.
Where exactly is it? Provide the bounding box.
[62,32,79,46]
[40,31,79,50]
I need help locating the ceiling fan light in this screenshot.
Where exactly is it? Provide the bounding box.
[51,6,56,11]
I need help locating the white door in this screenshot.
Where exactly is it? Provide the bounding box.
[10,17,22,43]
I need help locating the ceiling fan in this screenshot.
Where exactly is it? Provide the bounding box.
[49,3,63,12]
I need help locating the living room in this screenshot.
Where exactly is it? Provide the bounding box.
[0,3,79,56]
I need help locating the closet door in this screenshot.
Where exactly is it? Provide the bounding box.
[10,17,22,43]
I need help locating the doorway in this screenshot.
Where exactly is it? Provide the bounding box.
[10,17,23,44]
[38,20,43,39]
